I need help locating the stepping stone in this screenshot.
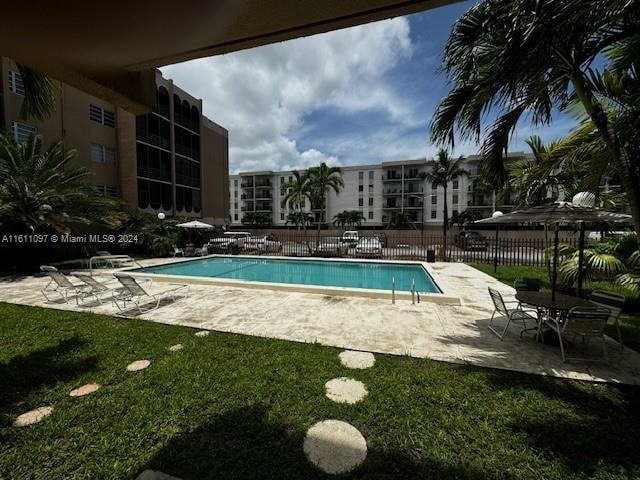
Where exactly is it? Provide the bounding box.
[339,350,375,369]
[135,470,183,480]
[70,383,101,397]
[303,420,367,474]
[127,360,151,372]
[325,377,368,404]
[195,330,209,337]
[13,406,54,427]
[168,344,184,352]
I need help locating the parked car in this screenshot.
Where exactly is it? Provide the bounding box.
[242,234,282,253]
[455,230,489,251]
[342,230,359,247]
[375,232,388,248]
[209,231,252,252]
[355,237,382,257]
[314,237,349,257]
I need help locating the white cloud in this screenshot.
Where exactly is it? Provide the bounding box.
[161,17,413,173]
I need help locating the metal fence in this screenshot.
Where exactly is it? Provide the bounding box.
[208,230,580,267]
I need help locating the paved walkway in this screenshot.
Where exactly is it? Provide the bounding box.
[2,261,640,385]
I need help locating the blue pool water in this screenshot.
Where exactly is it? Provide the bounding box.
[136,256,441,293]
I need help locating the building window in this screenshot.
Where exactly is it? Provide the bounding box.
[280,212,285,221]
[234,213,238,220]
[234,179,238,187]
[368,198,374,206]
[359,171,364,181]
[358,185,363,192]
[281,200,286,209]
[288,176,292,183]
[431,210,437,219]
[432,182,437,190]
[234,190,238,197]
[368,211,374,219]
[89,104,115,127]
[234,202,238,209]
[452,178,459,190]
[95,184,118,197]
[90,143,116,164]
[431,195,437,205]
[11,121,36,143]
[369,171,374,180]
[453,194,459,204]
[358,198,364,207]
[280,176,285,184]
[8,71,25,95]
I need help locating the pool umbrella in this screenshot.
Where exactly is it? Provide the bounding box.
[176,220,214,244]
[475,201,632,300]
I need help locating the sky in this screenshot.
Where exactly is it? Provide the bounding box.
[161,1,576,174]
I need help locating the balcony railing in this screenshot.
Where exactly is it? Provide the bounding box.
[175,143,200,161]
[255,180,272,187]
[137,165,171,182]
[241,182,254,188]
[382,175,402,182]
[174,112,199,133]
[241,193,254,200]
[175,174,200,188]
[136,129,170,150]
[255,192,273,199]
[156,104,170,120]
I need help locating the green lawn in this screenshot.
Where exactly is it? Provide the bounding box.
[1,303,640,479]
[470,263,640,352]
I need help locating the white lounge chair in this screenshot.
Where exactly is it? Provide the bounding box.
[72,271,126,305]
[40,266,88,303]
[112,273,189,313]
[545,306,611,363]
[172,245,185,257]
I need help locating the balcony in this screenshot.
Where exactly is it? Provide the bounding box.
[383,189,402,196]
[241,193,254,200]
[174,112,199,133]
[136,129,170,150]
[255,180,272,187]
[255,191,273,199]
[241,182,254,189]
[175,173,200,188]
[175,143,200,161]
[137,165,171,182]
[256,203,272,212]
[382,174,402,182]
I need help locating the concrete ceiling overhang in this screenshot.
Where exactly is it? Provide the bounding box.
[0,0,461,113]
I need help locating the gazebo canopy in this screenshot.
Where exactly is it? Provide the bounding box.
[475,201,632,225]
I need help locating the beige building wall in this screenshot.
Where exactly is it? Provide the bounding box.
[1,58,229,223]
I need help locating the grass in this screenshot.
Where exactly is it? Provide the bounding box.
[1,303,640,479]
[471,263,640,351]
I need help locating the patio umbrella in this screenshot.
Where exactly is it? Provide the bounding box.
[176,220,214,244]
[475,200,632,300]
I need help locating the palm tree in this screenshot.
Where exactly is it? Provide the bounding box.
[0,132,118,233]
[333,210,364,229]
[0,65,59,129]
[386,211,414,230]
[307,163,344,242]
[424,149,468,260]
[286,211,313,229]
[282,171,311,230]
[430,0,640,237]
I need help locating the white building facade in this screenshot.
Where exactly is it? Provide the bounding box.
[229,153,532,228]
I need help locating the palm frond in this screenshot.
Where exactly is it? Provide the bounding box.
[16,64,59,122]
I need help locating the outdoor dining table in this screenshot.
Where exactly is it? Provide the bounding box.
[515,291,597,343]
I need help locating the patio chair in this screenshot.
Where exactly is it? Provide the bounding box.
[513,278,542,292]
[172,245,185,257]
[487,287,538,340]
[589,290,626,349]
[71,271,123,305]
[545,306,611,363]
[40,266,88,303]
[112,273,189,313]
[195,245,209,256]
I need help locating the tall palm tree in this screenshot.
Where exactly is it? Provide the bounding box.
[286,211,313,229]
[430,0,640,237]
[0,132,117,233]
[386,210,414,230]
[307,163,344,240]
[424,149,468,260]
[282,171,311,230]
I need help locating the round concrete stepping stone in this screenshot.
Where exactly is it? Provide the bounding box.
[127,360,151,372]
[325,377,368,404]
[339,350,375,369]
[70,383,101,397]
[303,420,367,474]
[195,330,209,337]
[13,406,54,427]
[168,344,184,352]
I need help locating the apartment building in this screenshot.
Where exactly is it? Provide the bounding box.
[229,152,532,228]
[0,58,229,224]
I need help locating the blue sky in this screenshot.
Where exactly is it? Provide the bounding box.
[162,1,577,173]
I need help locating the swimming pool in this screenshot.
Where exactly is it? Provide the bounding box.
[135,256,442,294]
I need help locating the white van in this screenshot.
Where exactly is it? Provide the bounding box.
[341,230,359,247]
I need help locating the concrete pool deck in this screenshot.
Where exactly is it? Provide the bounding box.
[2,261,640,385]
